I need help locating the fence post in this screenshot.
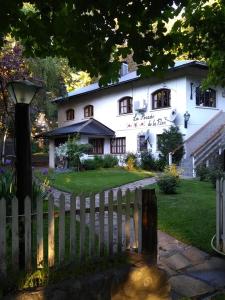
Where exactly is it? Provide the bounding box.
[142,189,157,264]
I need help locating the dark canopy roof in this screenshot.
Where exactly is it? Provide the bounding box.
[37,118,115,139]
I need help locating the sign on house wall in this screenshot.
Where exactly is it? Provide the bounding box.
[127,112,173,129]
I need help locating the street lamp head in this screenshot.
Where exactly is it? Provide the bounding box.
[6,79,42,105]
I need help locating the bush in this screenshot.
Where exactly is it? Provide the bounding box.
[195,164,210,181]
[154,158,166,171]
[125,152,137,170]
[164,164,181,179]
[82,159,98,170]
[140,151,156,171]
[157,175,179,194]
[208,168,224,188]
[102,155,118,168]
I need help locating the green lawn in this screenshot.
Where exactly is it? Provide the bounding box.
[154,179,216,253]
[47,168,153,195]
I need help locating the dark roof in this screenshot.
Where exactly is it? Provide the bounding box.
[37,118,115,139]
[53,60,207,104]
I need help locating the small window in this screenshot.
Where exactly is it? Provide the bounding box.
[89,138,104,154]
[119,97,133,114]
[84,105,94,118]
[138,135,148,152]
[196,87,216,107]
[110,137,126,154]
[66,109,74,120]
[152,89,171,109]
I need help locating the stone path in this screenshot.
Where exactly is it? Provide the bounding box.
[50,177,225,299]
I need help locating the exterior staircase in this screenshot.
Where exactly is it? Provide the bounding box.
[179,110,225,176]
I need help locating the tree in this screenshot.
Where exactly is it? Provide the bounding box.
[2,2,225,86]
[0,42,31,162]
[170,1,225,87]
[158,126,184,165]
[0,1,184,85]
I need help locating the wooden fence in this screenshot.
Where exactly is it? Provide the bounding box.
[216,179,225,253]
[0,188,157,276]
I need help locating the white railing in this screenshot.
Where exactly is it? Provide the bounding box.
[216,179,225,254]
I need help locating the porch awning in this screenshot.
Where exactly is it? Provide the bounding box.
[36,118,115,139]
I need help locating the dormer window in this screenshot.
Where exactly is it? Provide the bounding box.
[119,97,133,114]
[152,89,171,109]
[66,109,74,120]
[84,105,94,118]
[196,87,216,107]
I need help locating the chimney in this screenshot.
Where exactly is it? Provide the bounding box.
[120,62,129,77]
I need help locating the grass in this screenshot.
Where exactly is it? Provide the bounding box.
[42,168,153,195]
[153,179,216,253]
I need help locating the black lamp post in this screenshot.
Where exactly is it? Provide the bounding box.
[184,111,190,129]
[6,79,41,268]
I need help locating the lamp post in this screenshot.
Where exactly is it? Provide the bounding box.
[184,111,190,129]
[6,79,41,268]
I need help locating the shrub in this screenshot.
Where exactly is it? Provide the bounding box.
[164,164,181,179]
[102,154,118,168]
[157,175,178,194]
[82,159,98,170]
[154,158,166,171]
[195,164,210,181]
[125,152,137,170]
[140,151,156,171]
[208,168,224,188]
[158,126,184,165]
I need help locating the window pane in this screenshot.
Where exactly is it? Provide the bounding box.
[196,87,216,107]
[110,137,126,154]
[152,89,170,109]
[84,105,94,117]
[66,109,74,120]
[119,97,132,114]
[89,138,104,154]
[139,135,148,152]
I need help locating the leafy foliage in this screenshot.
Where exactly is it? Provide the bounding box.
[157,175,179,194]
[55,136,92,170]
[0,1,183,84]
[124,152,138,170]
[158,126,184,165]
[82,155,118,170]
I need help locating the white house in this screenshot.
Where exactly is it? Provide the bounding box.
[44,60,225,176]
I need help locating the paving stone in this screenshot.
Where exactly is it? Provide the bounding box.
[183,246,210,264]
[169,275,215,297]
[163,253,191,271]
[186,256,225,274]
[186,269,225,288]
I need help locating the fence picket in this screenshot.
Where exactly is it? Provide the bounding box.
[70,194,76,261]
[125,189,131,249]
[108,190,113,255]
[37,196,43,268]
[80,195,85,260]
[138,188,142,254]
[117,189,122,253]
[133,188,139,249]
[25,196,32,272]
[99,192,105,256]
[12,197,19,270]
[59,194,65,264]
[89,194,95,257]
[48,194,55,267]
[223,180,225,251]
[0,198,6,275]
